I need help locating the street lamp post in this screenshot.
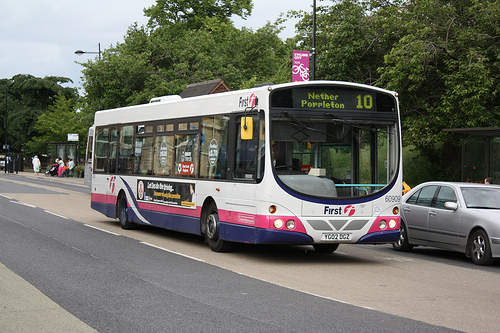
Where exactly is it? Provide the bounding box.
[312,0,316,81]
[75,43,101,60]
[2,86,8,173]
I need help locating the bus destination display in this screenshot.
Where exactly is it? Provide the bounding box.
[293,88,376,111]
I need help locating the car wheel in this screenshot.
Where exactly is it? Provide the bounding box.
[313,244,339,253]
[392,220,413,252]
[470,230,494,265]
[204,202,234,252]
[118,195,137,230]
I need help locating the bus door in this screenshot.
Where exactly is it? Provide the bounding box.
[84,126,94,187]
[227,114,264,228]
[106,127,119,206]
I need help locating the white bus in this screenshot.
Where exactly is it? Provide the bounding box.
[89,81,402,252]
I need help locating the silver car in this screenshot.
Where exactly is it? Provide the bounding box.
[393,181,500,265]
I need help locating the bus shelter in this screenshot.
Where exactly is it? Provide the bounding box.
[45,142,78,166]
[443,127,500,183]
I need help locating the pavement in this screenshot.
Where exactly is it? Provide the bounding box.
[0,171,97,332]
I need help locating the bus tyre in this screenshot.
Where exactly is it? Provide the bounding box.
[205,203,233,252]
[470,229,494,266]
[392,220,413,252]
[313,244,339,253]
[118,195,137,230]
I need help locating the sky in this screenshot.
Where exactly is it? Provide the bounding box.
[0,0,316,93]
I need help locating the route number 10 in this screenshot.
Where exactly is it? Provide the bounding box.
[356,94,373,109]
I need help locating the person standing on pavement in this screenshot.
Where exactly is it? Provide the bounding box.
[32,155,41,176]
[67,158,75,176]
[57,157,65,177]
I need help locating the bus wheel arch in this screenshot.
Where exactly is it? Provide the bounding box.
[117,191,137,230]
[201,198,234,252]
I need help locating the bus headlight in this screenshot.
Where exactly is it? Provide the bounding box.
[286,219,295,230]
[273,219,284,229]
[389,219,397,229]
[379,220,387,230]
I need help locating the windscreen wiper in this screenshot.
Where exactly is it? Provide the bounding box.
[324,112,387,133]
[283,111,336,139]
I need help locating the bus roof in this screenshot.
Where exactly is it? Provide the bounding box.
[93,81,397,126]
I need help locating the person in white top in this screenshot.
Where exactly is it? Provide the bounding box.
[32,155,41,176]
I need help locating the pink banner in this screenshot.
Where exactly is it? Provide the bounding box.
[292,51,310,82]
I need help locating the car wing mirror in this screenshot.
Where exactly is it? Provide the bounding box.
[444,202,458,211]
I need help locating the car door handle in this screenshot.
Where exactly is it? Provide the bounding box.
[428,210,436,216]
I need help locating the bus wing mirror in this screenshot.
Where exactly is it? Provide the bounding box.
[241,117,253,140]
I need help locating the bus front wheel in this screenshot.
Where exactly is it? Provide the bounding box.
[204,202,234,252]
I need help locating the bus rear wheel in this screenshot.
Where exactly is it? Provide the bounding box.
[204,202,233,252]
[118,194,137,230]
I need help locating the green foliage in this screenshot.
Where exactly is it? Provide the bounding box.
[80,14,293,112]
[0,75,78,153]
[7,0,498,183]
[144,0,253,29]
[379,0,500,150]
[26,94,90,156]
[293,0,500,181]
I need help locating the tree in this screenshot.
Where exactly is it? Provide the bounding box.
[378,0,500,178]
[144,0,253,29]
[26,94,90,157]
[80,7,293,113]
[0,75,78,154]
[294,0,406,85]
[294,0,500,180]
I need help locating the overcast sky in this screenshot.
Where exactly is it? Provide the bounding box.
[0,0,315,93]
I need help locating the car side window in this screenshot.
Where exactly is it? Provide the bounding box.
[434,186,457,209]
[406,189,420,204]
[415,185,439,207]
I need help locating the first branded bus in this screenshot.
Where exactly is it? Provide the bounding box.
[88,81,402,252]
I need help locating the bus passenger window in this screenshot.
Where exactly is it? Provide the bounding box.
[134,137,154,175]
[175,134,199,177]
[154,135,174,176]
[200,116,229,179]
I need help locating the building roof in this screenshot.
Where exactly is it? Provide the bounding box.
[179,79,230,98]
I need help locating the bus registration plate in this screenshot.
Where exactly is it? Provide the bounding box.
[321,233,352,241]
